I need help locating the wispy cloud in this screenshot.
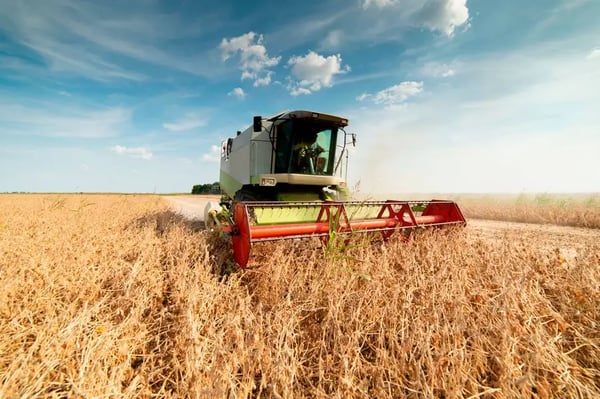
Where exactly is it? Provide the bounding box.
[362,0,396,9]
[0,54,42,72]
[532,0,594,35]
[111,145,153,160]
[587,47,600,59]
[420,61,457,78]
[0,99,130,138]
[269,0,470,54]
[22,38,147,81]
[319,30,344,50]
[201,145,220,162]
[0,0,222,81]
[356,81,423,106]
[163,113,207,132]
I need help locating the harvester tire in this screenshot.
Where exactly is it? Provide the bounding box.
[234,188,266,202]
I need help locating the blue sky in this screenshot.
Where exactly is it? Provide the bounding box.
[0,0,598,193]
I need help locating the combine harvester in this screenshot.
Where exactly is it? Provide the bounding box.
[204,110,466,267]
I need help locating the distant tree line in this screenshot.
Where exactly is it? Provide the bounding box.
[191,182,220,194]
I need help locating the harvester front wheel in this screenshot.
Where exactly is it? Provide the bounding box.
[234,187,270,202]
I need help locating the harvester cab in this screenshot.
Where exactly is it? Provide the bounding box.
[219,110,354,203]
[204,110,466,267]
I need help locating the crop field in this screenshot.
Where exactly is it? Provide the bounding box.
[452,193,600,229]
[1,194,599,398]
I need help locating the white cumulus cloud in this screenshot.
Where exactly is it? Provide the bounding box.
[418,0,469,36]
[220,32,281,87]
[228,87,246,99]
[287,51,350,96]
[362,0,469,36]
[357,81,423,106]
[111,145,153,160]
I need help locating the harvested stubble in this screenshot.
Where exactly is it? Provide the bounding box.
[0,194,599,398]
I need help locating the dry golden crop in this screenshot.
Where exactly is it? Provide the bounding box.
[357,193,600,229]
[451,193,600,229]
[1,194,599,398]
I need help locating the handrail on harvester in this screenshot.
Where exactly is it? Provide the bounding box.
[229,199,466,267]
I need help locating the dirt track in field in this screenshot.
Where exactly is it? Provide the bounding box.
[162,195,220,221]
[162,196,599,259]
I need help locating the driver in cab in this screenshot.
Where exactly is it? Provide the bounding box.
[293,131,325,174]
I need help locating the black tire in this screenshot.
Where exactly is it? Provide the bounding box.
[234,187,274,202]
[234,189,259,202]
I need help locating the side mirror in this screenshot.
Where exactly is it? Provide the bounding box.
[253,116,262,132]
[351,133,357,147]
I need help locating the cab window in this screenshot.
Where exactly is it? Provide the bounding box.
[274,120,337,175]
